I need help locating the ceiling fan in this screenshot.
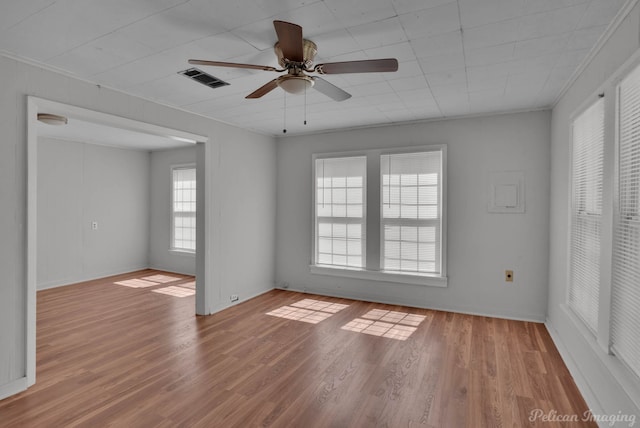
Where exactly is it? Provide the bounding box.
[188,20,398,102]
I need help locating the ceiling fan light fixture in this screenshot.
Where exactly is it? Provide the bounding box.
[37,113,68,125]
[277,75,314,94]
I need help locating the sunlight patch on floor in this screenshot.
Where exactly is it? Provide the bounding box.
[114,274,194,298]
[114,278,159,288]
[180,281,195,289]
[266,298,349,324]
[152,286,196,297]
[341,309,427,340]
[142,274,182,283]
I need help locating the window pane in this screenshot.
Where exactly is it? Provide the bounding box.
[381,150,443,274]
[333,204,347,217]
[347,240,362,256]
[315,156,366,268]
[347,224,362,239]
[346,204,363,218]
[569,98,604,334]
[611,64,640,379]
[333,239,347,255]
[172,167,196,252]
[385,241,400,259]
[401,226,418,242]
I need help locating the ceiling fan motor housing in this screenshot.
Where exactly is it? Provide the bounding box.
[274,39,317,69]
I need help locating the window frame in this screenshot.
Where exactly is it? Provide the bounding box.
[610,61,640,381]
[312,154,368,270]
[567,97,605,334]
[311,145,447,288]
[170,164,197,254]
[379,148,445,277]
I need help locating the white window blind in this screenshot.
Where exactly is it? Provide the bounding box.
[611,64,640,378]
[315,156,366,268]
[568,98,604,333]
[381,150,442,275]
[172,166,196,252]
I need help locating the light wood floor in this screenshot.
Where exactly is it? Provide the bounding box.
[0,270,594,427]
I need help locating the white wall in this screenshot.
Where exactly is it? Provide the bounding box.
[149,146,196,275]
[548,0,640,420]
[0,53,277,399]
[276,110,550,321]
[37,138,150,289]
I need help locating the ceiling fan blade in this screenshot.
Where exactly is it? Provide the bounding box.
[189,59,278,72]
[273,20,304,63]
[246,79,279,99]
[312,77,351,102]
[315,58,398,74]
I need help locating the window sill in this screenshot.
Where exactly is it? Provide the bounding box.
[309,265,447,287]
[169,249,196,256]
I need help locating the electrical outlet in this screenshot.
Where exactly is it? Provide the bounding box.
[505,270,514,282]
[91,221,98,230]
[230,294,239,302]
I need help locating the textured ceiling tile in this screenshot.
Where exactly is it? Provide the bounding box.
[577,0,627,28]
[516,4,589,40]
[0,0,627,136]
[391,0,456,15]
[398,2,461,39]
[465,43,516,67]
[458,0,525,28]
[418,50,465,73]
[365,41,416,63]
[323,0,397,27]
[410,30,463,59]
[349,17,408,50]
[461,20,519,50]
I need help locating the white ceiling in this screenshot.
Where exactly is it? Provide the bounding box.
[0,0,628,136]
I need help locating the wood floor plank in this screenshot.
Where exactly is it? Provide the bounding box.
[0,270,596,427]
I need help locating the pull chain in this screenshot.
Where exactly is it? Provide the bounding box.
[283,92,287,134]
[304,85,308,125]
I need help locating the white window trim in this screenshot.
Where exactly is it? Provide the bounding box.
[171,163,196,254]
[311,145,447,288]
[561,51,640,410]
[567,97,605,334]
[309,264,447,287]
[313,154,367,269]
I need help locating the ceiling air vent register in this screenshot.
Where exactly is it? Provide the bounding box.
[178,68,229,89]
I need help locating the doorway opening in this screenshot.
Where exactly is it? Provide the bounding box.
[26,97,208,386]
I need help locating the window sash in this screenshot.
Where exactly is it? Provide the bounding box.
[314,156,366,269]
[380,150,442,275]
[171,166,196,252]
[568,98,604,334]
[610,63,640,379]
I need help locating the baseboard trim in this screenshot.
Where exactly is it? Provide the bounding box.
[280,286,545,323]
[203,287,275,316]
[37,265,150,290]
[0,377,28,401]
[147,265,195,277]
[544,319,605,418]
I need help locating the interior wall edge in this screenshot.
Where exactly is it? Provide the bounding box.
[0,377,28,402]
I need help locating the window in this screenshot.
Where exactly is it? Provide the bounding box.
[171,166,196,252]
[381,151,442,275]
[568,98,604,333]
[312,146,446,286]
[611,63,640,378]
[314,156,366,268]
